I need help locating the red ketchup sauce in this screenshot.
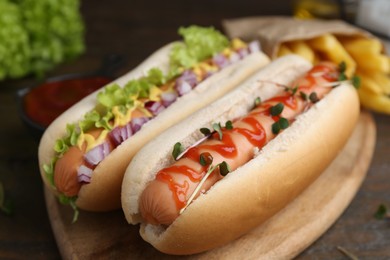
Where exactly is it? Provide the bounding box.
[153,63,339,211]
[155,113,269,209]
[24,76,111,127]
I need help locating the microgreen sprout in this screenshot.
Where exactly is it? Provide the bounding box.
[300,91,308,101]
[272,117,289,134]
[270,103,284,116]
[172,142,184,160]
[199,152,213,166]
[219,161,231,176]
[212,123,223,140]
[374,204,389,220]
[179,161,231,214]
[309,92,319,103]
[351,75,361,89]
[200,127,211,136]
[255,97,262,106]
[284,85,298,96]
[225,120,233,130]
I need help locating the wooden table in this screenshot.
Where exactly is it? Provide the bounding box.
[0,0,389,259]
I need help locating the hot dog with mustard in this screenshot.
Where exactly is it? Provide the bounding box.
[38,25,270,217]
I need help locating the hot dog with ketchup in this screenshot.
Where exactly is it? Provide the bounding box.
[121,55,360,255]
[38,25,269,216]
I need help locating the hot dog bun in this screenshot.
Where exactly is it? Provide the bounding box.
[121,55,360,255]
[38,42,270,211]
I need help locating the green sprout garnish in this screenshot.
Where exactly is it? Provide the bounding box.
[225,120,233,130]
[219,161,231,176]
[300,91,308,101]
[351,75,361,89]
[270,103,284,116]
[374,204,389,220]
[272,117,289,135]
[180,161,231,214]
[172,142,184,160]
[199,152,213,166]
[309,92,319,103]
[200,127,211,136]
[212,122,223,140]
[255,97,262,106]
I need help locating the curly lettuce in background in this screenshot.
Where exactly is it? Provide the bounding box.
[0,0,84,80]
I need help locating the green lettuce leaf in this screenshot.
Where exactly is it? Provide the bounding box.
[43,159,56,187]
[58,194,79,223]
[169,25,229,74]
[146,67,166,85]
[97,83,128,109]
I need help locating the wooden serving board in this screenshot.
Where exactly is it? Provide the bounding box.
[44,111,376,260]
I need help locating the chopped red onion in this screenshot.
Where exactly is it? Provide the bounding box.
[237,48,249,58]
[130,117,149,133]
[161,91,178,107]
[212,53,230,69]
[109,123,133,147]
[204,70,216,79]
[145,101,165,116]
[77,165,93,183]
[179,70,198,87]
[175,80,192,96]
[248,40,261,53]
[84,141,111,166]
[229,52,240,63]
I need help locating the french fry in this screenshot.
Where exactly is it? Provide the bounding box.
[307,34,356,78]
[368,71,390,94]
[341,37,390,73]
[357,72,384,95]
[360,54,390,73]
[358,86,390,114]
[287,40,315,63]
[340,37,382,55]
[277,44,293,57]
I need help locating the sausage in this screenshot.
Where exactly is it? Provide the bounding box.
[139,62,339,226]
[54,109,146,196]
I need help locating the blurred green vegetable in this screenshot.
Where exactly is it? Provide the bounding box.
[0,181,13,215]
[0,0,84,80]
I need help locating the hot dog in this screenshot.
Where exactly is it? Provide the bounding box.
[121,55,360,255]
[38,25,270,215]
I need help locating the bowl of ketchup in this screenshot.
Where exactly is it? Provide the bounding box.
[17,54,125,140]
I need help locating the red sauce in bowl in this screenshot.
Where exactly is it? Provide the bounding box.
[24,76,111,127]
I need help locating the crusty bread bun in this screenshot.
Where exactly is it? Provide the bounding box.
[121,54,360,255]
[38,42,270,211]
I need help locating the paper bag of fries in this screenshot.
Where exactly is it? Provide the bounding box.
[223,16,390,114]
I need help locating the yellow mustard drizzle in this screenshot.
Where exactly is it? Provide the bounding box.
[192,62,218,80]
[75,100,155,151]
[222,48,232,57]
[112,106,132,127]
[78,129,110,152]
[135,101,153,118]
[231,38,247,49]
[148,86,162,101]
[73,39,246,154]
[112,100,153,128]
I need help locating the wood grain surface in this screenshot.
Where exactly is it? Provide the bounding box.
[44,111,375,260]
